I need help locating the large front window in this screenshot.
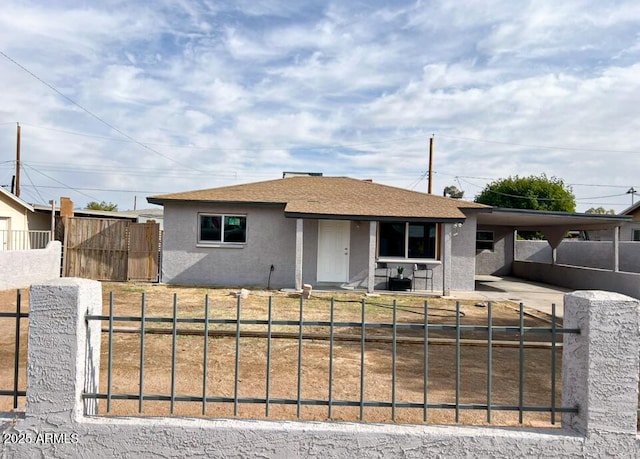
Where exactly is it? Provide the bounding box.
[378,222,437,259]
[199,214,247,244]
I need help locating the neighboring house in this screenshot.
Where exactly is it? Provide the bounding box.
[148,175,490,293]
[1,191,142,251]
[581,203,640,242]
[30,202,140,230]
[621,202,640,241]
[0,186,34,250]
[117,207,164,230]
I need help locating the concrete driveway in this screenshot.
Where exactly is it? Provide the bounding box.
[450,275,570,318]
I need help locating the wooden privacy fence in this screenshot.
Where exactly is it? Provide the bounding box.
[63,217,160,281]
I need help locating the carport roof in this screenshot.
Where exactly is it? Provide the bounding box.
[477,207,632,231]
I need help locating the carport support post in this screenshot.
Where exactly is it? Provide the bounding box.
[367,221,377,293]
[295,218,303,291]
[541,228,565,265]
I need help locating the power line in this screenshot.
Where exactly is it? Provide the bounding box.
[0,51,201,170]
[21,163,100,201]
[457,177,629,202]
[20,184,168,194]
[436,133,639,154]
[17,121,427,153]
[21,165,45,203]
[407,170,428,190]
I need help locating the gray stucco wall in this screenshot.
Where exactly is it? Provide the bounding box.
[478,237,640,277]
[302,218,318,285]
[162,203,297,288]
[516,240,640,273]
[475,227,515,276]
[515,240,553,263]
[347,221,370,287]
[0,241,61,290]
[301,219,369,288]
[450,215,479,291]
[513,260,640,299]
[162,203,478,292]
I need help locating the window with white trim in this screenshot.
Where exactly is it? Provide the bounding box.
[378,222,438,259]
[199,214,247,244]
[633,229,640,242]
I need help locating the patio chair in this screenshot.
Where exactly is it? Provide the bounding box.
[374,262,391,289]
[412,263,433,291]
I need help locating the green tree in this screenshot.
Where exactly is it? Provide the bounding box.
[585,206,616,215]
[474,174,576,212]
[85,201,118,211]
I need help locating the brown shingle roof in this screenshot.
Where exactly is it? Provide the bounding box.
[147,176,489,220]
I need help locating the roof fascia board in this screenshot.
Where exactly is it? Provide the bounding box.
[147,198,286,208]
[284,212,465,223]
[0,187,34,212]
[490,207,632,222]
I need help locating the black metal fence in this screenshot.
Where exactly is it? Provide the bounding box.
[82,294,581,425]
[0,290,28,410]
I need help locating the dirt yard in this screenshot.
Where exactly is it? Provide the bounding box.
[1,283,564,427]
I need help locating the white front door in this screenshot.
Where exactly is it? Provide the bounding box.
[317,220,350,282]
[0,218,7,251]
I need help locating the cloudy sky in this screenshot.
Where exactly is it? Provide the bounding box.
[1,0,639,212]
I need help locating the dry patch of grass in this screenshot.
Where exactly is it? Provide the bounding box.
[1,283,563,427]
[97,283,562,427]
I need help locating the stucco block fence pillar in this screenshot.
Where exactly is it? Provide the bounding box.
[1,279,639,458]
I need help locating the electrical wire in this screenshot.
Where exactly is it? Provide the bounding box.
[18,122,429,152]
[21,165,46,203]
[407,170,428,190]
[21,163,100,201]
[0,51,203,171]
[436,133,639,155]
[458,177,631,202]
[20,184,168,194]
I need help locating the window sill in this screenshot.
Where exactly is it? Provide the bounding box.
[377,258,441,265]
[196,243,246,249]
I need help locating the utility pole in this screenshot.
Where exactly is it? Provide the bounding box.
[628,187,637,206]
[427,135,434,194]
[15,122,21,197]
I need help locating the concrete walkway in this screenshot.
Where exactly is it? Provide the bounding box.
[449,275,570,318]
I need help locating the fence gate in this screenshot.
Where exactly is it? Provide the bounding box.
[63,218,160,281]
[127,222,160,281]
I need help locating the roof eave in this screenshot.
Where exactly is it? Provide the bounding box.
[147,197,287,208]
[284,211,466,223]
[0,187,34,212]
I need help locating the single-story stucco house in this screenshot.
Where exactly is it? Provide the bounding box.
[583,201,640,242]
[148,175,491,293]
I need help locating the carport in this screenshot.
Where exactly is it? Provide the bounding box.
[476,208,632,271]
